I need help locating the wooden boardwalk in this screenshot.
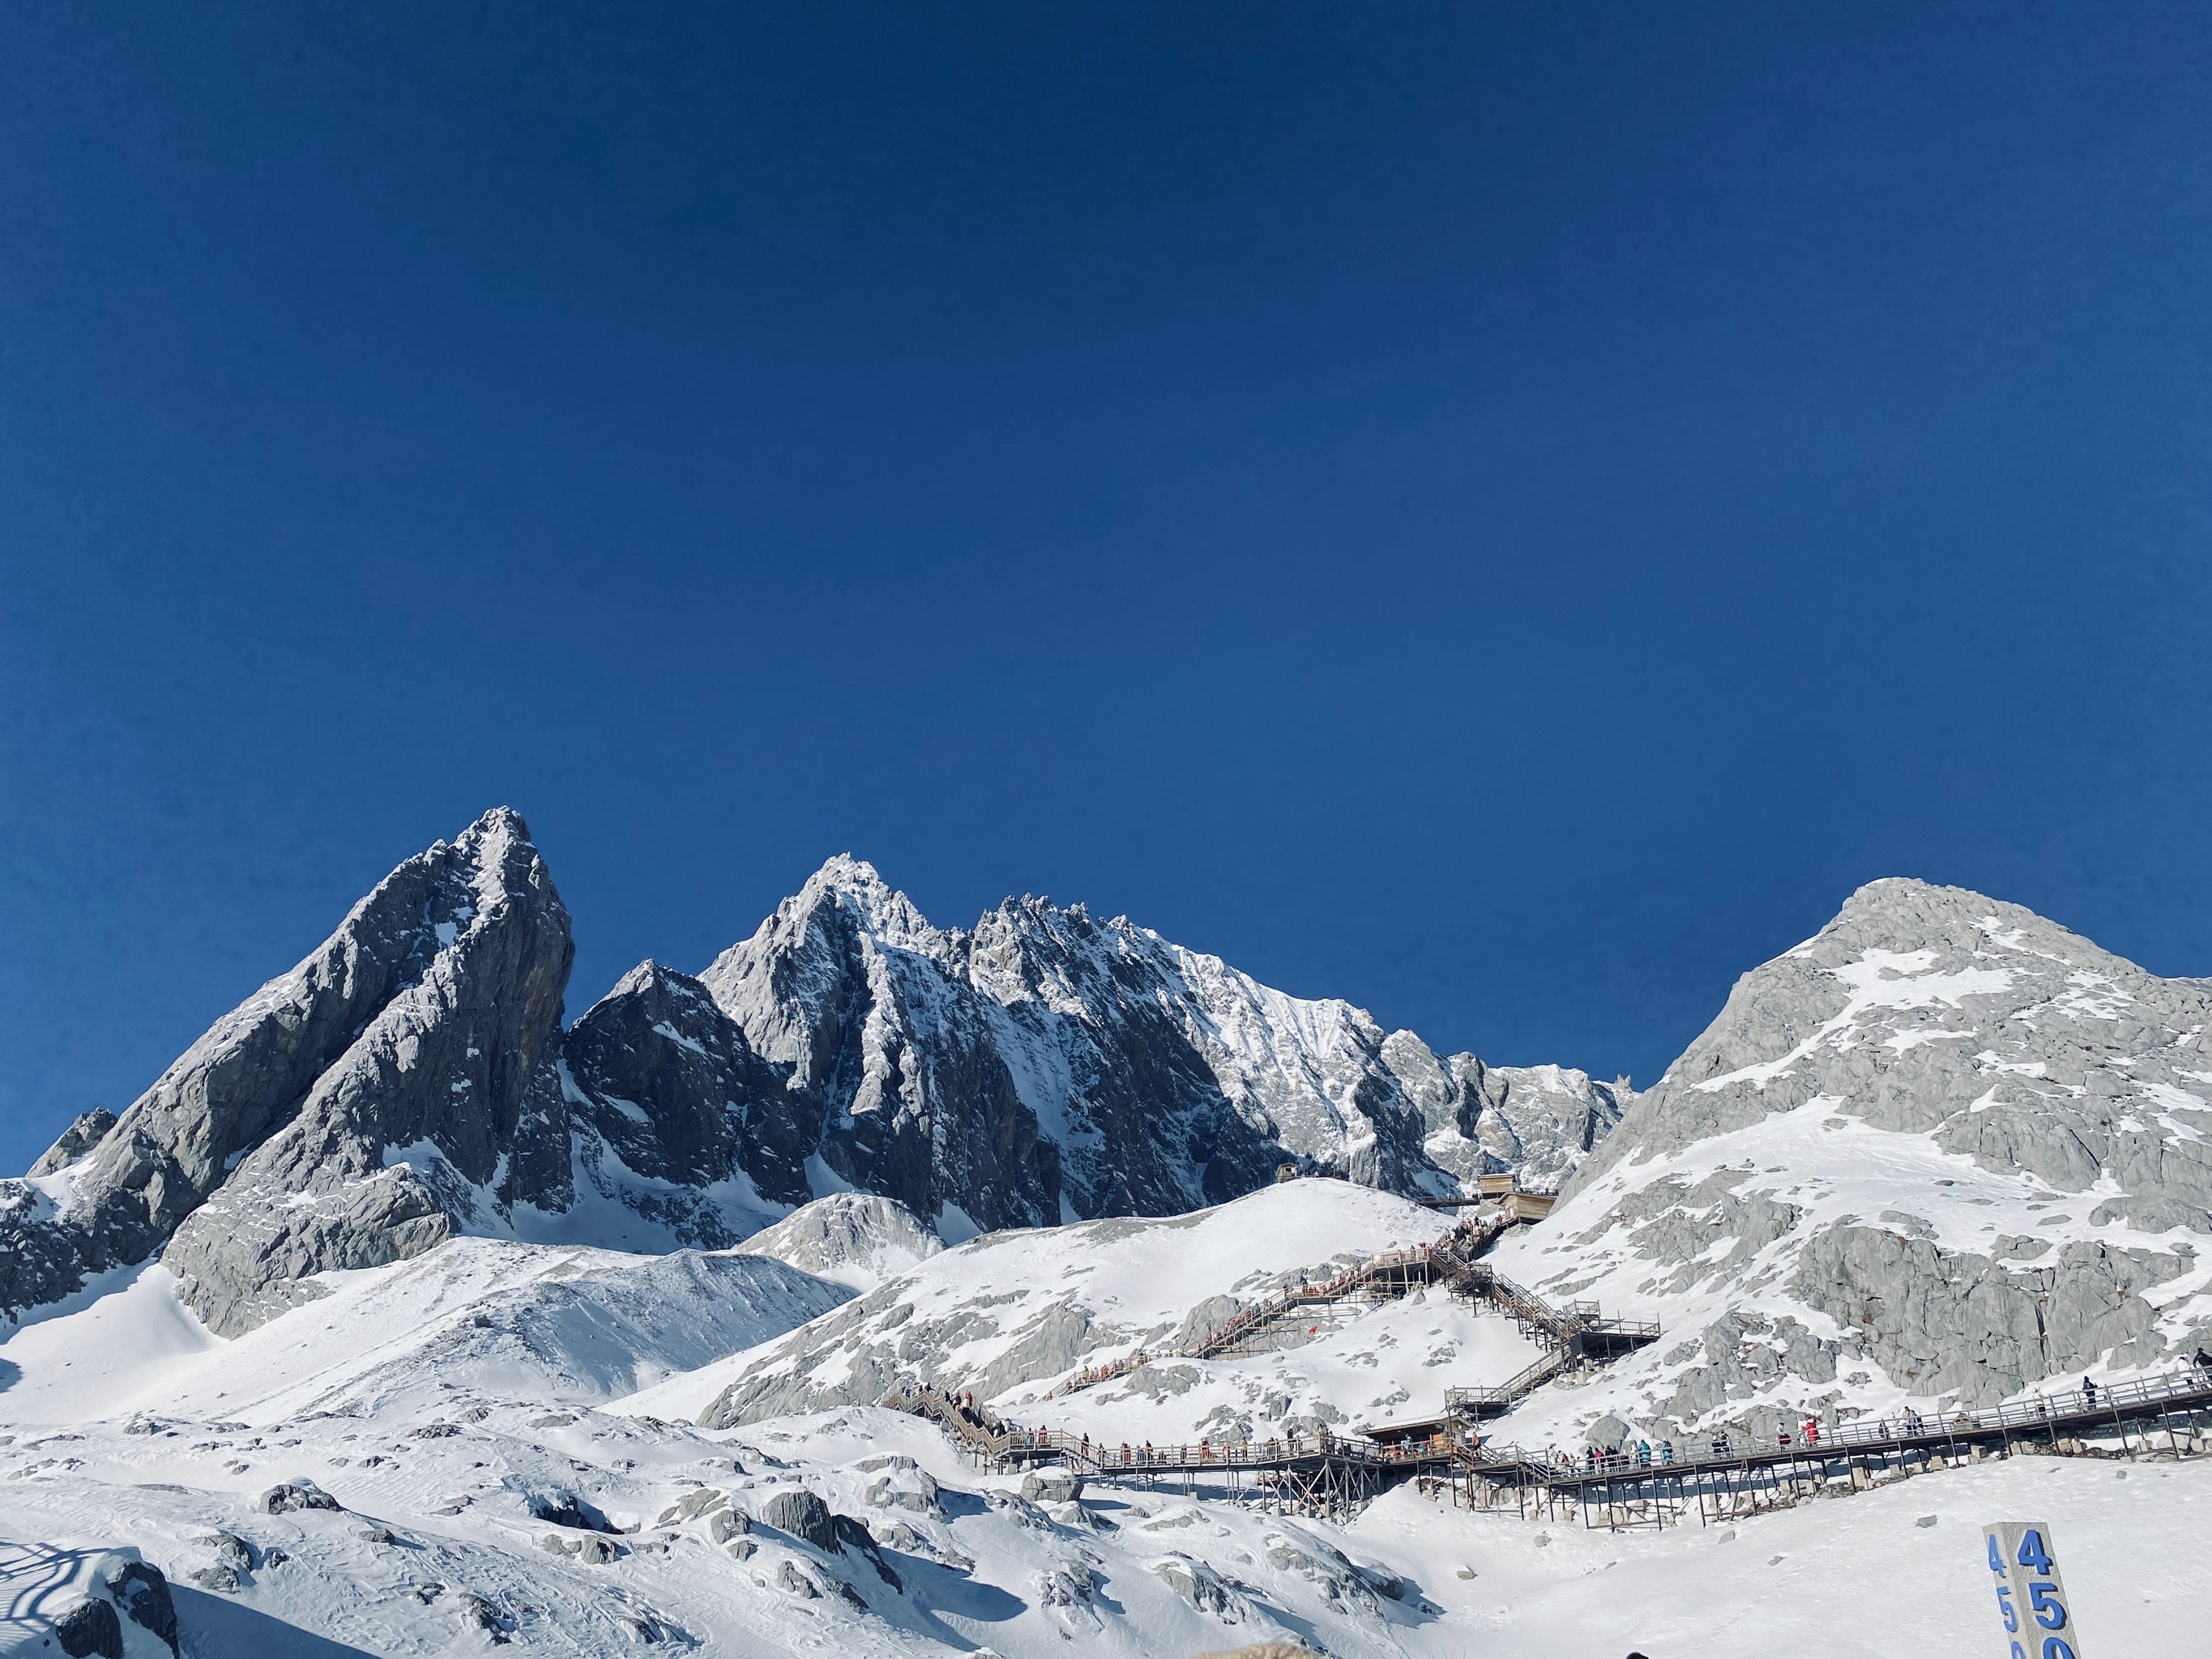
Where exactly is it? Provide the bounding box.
[1048,1205,1658,1399]
[1465,1368,2212,1529]
[877,1187,2212,1527]
[887,1367,2212,1526]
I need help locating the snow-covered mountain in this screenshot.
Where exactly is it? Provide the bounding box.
[11,820,2212,1657]
[1,808,577,1338]
[2,811,1613,1341]
[670,878,2212,1459]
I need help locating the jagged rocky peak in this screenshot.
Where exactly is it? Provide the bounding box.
[698,854,946,1083]
[0,807,576,1334]
[160,806,576,1334]
[1488,876,2212,1443]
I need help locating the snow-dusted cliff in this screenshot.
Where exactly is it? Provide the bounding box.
[698,855,1620,1235]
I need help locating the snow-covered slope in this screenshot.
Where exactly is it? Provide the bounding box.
[1475,878,2212,1452]
[10,1391,2204,1659]
[679,1181,1454,1430]
[0,1242,851,1430]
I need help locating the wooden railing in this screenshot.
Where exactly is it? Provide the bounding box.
[1465,1366,2212,1489]
[884,1384,1480,1477]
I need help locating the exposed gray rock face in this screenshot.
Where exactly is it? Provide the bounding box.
[699,856,1604,1231]
[557,960,815,1245]
[1,808,574,1333]
[1381,1039,1629,1189]
[1492,877,2212,1439]
[160,810,574,1334]
[759,1488,838,1551]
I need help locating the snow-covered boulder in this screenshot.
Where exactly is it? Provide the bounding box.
[0,1546,177,1657]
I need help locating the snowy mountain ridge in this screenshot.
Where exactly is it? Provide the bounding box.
[700,853,1626,1236]
[1,812,1618,1340]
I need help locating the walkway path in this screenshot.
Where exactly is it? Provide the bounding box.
[1049,1206,1656,1399]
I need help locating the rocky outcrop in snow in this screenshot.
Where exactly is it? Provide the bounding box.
[1384,1043,1627,1191]
[733,1192,945,1292]
[0,1545,178,1657]
[1487,878,2212,1447]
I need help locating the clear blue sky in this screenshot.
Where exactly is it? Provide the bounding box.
[5,3,2210,1174]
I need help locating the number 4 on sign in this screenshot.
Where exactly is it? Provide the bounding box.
[1984,1520,2085,1659]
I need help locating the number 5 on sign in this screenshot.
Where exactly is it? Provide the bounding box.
[1984,1520,2086,1658]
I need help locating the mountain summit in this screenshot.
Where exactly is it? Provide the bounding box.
[697,855,1624,1235]
[3,808,574,1335]
[1486,876,2212,1437]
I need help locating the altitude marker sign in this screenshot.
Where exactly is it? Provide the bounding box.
[1984,1520,2086,1659]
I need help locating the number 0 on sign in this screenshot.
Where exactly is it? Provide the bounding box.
[1982,1520,2086,1659]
